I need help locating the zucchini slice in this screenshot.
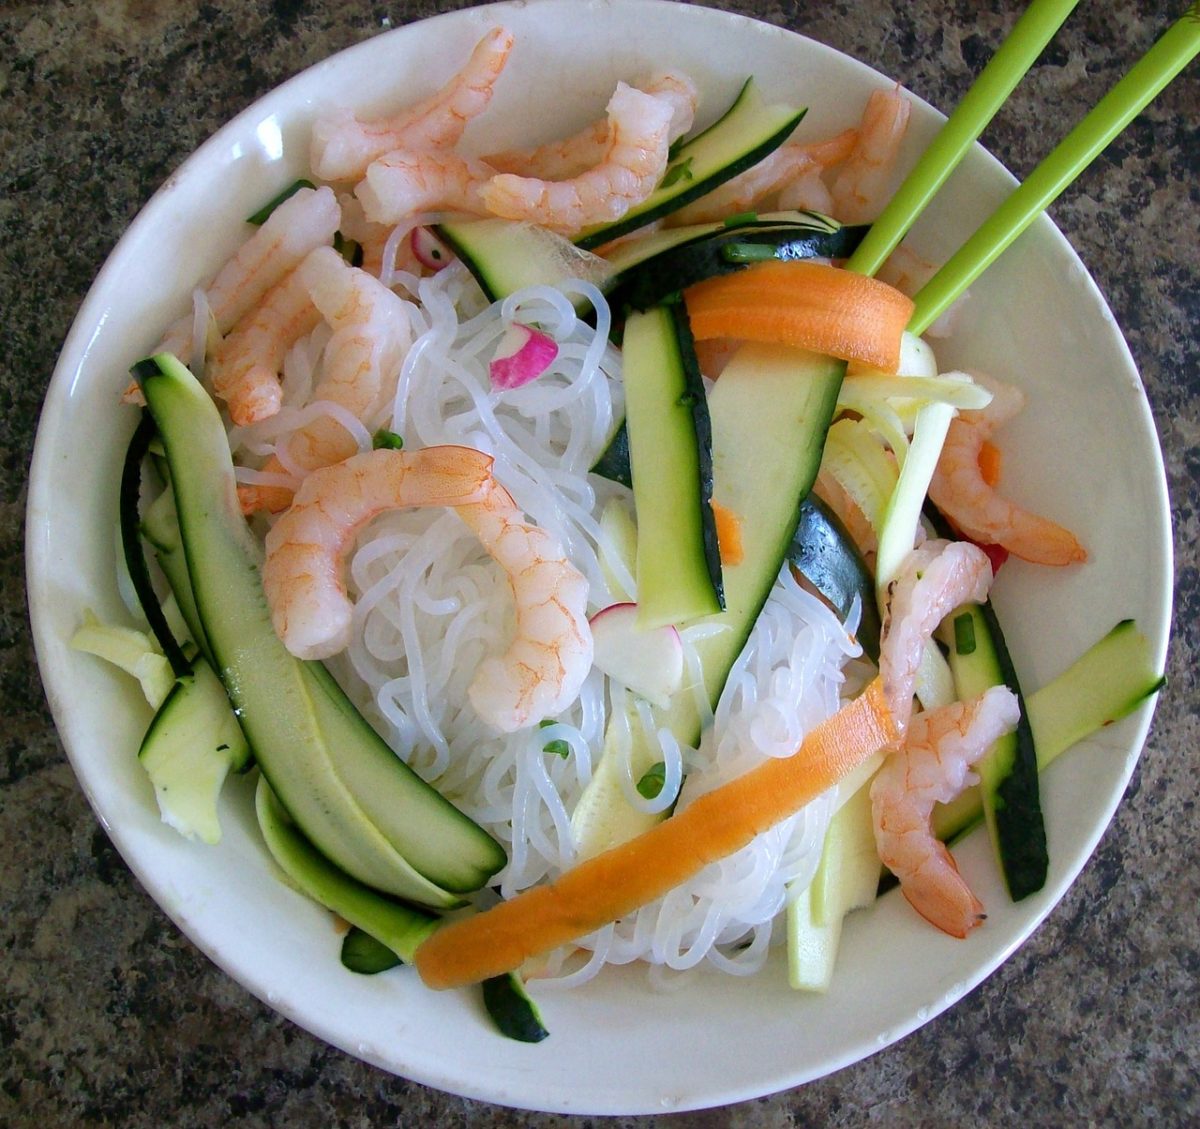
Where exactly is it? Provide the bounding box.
[623,303,722,627]
[482,973,550,1043]
[574,78,808,250]
[135,354,506,905]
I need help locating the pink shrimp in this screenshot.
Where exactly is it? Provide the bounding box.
[870,685,1021,938]
[830,88,911,224]
[356,150,496,225]
[484,70,698,179]
[669,129,857,225]
[928,375,1087,566]
[123,187,340,403]
[880,539,994,732]
[479,82,674,235]
[456,478,593,733]
[238,246,415,514]
[311,27,515,182]
[209,265,321,426]
[263,445,496,659]
[262,451,592,733]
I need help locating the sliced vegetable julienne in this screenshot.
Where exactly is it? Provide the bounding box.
[684,260,915,372]
[71,611,176,709]
[819,418,900,537]
[414,678,898,990]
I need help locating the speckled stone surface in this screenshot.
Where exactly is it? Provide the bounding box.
[3,1,1197,1124]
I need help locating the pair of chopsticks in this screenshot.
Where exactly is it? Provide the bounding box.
[842,0,1200,334]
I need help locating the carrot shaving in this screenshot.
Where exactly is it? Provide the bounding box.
[414,678,898,990]
[684,260,914,373]
[978,439,1002,487]
[711,499,744,566]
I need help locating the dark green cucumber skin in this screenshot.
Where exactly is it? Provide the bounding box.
[925,505,1047,900]
[790,496,881,662]
[962,599,1047,901]
[575,80,807,251]
[610,223,869,312]
[340,926,403,974]
[120,412,191,678]
[481,974,550,1043]
[669,301,723,608]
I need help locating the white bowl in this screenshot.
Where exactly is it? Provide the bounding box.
[27,0,1171,1115]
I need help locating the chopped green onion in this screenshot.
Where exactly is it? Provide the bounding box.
[246,179,316,226]
[539,718,570,758]
[720,242,779,264]
[373,429,404,450]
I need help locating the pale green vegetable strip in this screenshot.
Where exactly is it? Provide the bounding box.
[909,4,1200,332]
[845,0,1083,277]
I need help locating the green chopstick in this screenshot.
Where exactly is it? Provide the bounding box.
[845,0,1082,279]
[908,3,1200,335]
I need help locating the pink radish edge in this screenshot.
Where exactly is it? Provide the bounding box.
[489,323,559,391]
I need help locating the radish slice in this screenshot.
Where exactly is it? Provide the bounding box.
[489,323,559,391]
[410,226,454,271]
[588,602,683,709]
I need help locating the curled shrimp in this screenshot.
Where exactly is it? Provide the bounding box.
[928,375,1087,566]
[669,129,857,225]
[880,539,994,731]
[479,82,673,235]
[830,87,911,224]
[262,450,592,733]
[238,246,415,514]
[209,265,320,426]
[311,27,515,183]
[485,70,698,179]
[263,445,496,660]
[871,685,1021,938]
[123,187,340,403]
[356,150,496,225]
[456,478,593,733]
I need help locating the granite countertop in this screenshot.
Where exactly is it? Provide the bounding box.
[3,1,1197,1124]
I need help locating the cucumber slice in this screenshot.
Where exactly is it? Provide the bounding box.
[135,354,505,906]
[340,926,403,974]
[623,304,722,627]
[482,973,550,1043]
[941,600,1047,900]
[138,657,251,844]
[255,776,440,962]
[573,343,845,855]
[574,78,808,250]
[932,619,1164,844]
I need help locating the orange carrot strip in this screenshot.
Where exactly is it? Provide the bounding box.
[414,678,898,990]
[684,260,914,373]
[978,438,1002,487]
[711,499,745,566]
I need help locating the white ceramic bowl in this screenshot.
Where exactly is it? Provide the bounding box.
[27,0,1171,1114]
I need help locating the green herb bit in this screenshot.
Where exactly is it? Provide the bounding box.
[539,719,570,758]
[246,179,316,226]
[720,241,779,264]
[660,156,696,189]
[372,429,405,450]
[637,762,667,799]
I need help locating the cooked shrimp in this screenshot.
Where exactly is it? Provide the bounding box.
[209,265,321,426]
[928,375,1087,566]
[669,129,857,225]
[775,167,836,215]
[123,187,340,403]
[238,246,415,513]
[356,150,496,225]
[263,445,496,660]
[480,82,673,235]
[830,88,911,224]
[871,685,1021,938]
[263,450,592,733]
[311,27,515,182]
[484,70,698,179]
[456,478,593,733]
[880,539,994,731]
